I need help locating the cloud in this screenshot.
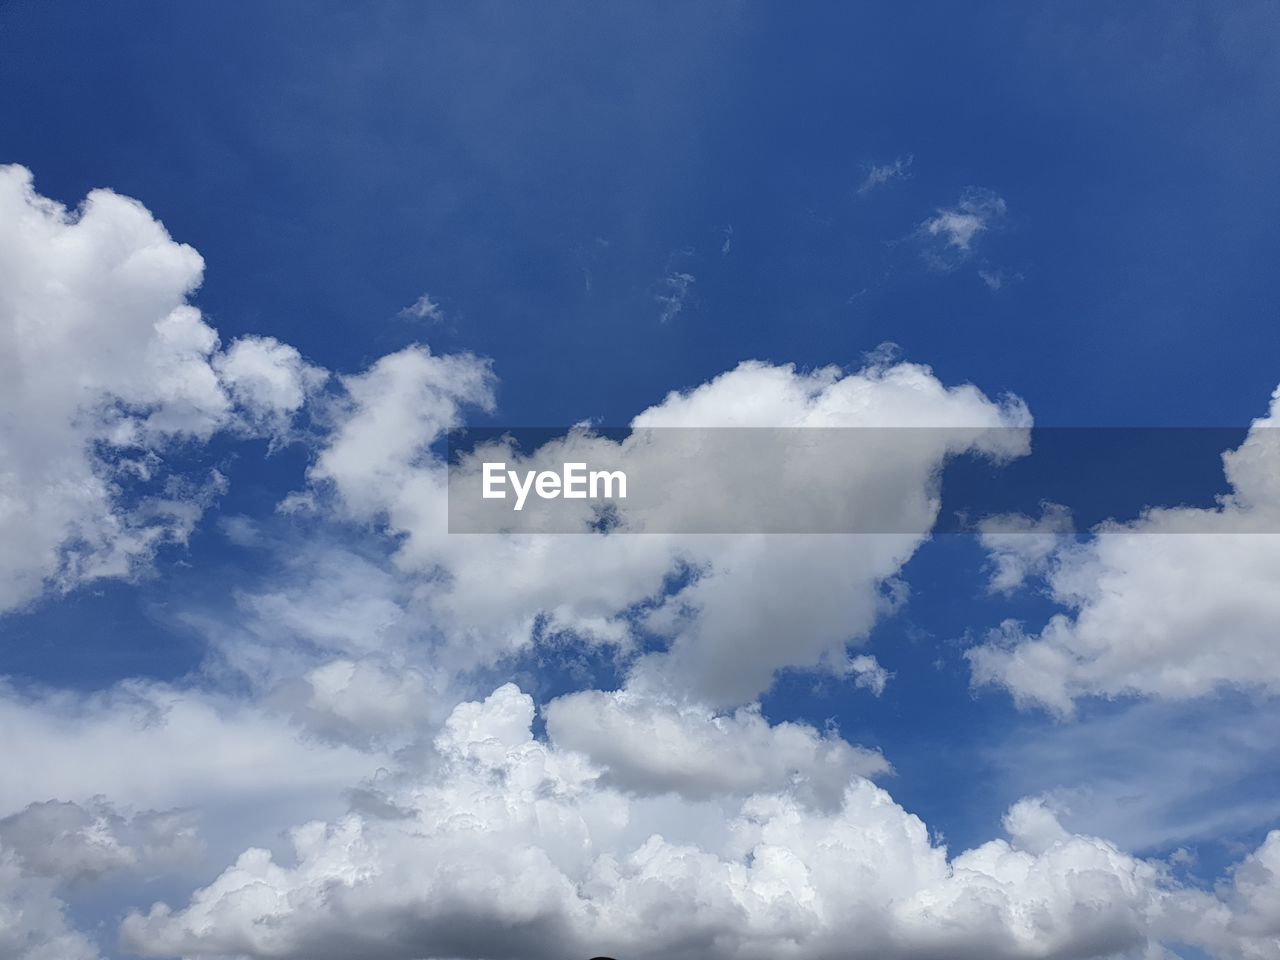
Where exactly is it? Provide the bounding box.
[0,668,403,956]
[0,799,201,886]
[0,165,323,614]
[544,687,890,806]
[213,335,328,441]
[917,187,1007,269]
[992,694,1280,854]
[978,267,1023,291]
[0,798,198,960]
[305,350,1029,707]
[842,653,892,695]
[969,387,1280,715]
[0,678,391,827]
[656,270,695,322]
[979,502,1076,593]
[399,292,444,322]
[1222,831,1280,951]
[857,155,913,195]
[0,850,100,960]
[118,682,1258,960]
[3,163,1277,960]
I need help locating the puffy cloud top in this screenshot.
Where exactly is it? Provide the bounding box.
[0,166,323,612]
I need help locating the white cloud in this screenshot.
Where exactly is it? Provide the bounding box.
[213,335,327,441]
[979,502,1076,593]
[992,694,1280,855]
[544,687,889,806]
[0,850,100,960]
[13,162,1280,960]
[0,799,198,960]
[0,679,391,828]
[969,387,1280,715]
[857,155,913,195]
[841,653,892,694]
[0,669,404,958]
[306,351,1029,706]
[656,270,695,322]
[0,165,323,614]
[399,292,444,322]
[918,187,1007,268]
[1223,831,1280,954]
[119,682,1247,960]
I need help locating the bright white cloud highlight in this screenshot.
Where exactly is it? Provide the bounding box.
[969,388,1280,715]
[304,350,1030,707]
[0,165,323,613]
[119,683,1255,960]
[545,688,889,805]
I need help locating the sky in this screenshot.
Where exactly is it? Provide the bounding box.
[1,2,1279,959]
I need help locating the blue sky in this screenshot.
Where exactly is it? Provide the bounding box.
[2,3,1280,960]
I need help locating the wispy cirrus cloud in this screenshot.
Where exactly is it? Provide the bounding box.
[918,187,1007,259]
[655,270,695,323]
[398,292,444,322]
[857,154,913,195]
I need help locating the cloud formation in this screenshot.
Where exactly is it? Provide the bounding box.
[119,683,1266,960]
[857,155,913,195]
[656,270,695,323]
[0,165,323,613]
[917,187,1008,270]
[969,389,1280,715]
[399,292,444,322]
[305,349,1029,707]
[5,163,1278,960]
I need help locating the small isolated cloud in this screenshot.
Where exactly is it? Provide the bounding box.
[655,271,695,323]
[842,653,892,695]
[979,267,1024,292]
[857,155,913,196]
[914,187,1009,280]
[720,224,733,255]
[921,188,1006,254]
[398,293,443,323]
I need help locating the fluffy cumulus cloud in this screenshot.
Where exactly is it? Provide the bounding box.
[1220,831,1280,958]
[969,388,1280,715]
[9,164,1280,960]
[0,165,324,613]
[0,676,401,958]
[305,349,1030,706]
[544,687,890,806]
[979,502,1077,594]
[213,336,327,440]
[0,798,199,960]
[120,683,1263,960]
